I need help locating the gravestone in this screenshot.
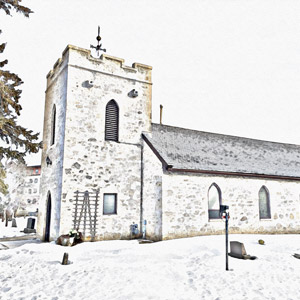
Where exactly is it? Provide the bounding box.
[27,218,35,229]
[11,218,17,228]
[24,217,36,233]
[228,241,257,260]
[0,243,9,250]
[229,241,247,259]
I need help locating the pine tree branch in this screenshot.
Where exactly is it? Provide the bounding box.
[0,161,8,195]
[0,0,33,17]
[0,43,6,53]
[0,60,8,67]
[0,0,41,166]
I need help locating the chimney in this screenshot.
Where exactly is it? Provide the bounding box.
[160,105,163,125]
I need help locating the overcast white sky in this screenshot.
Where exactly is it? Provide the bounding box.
[2,0,300,165]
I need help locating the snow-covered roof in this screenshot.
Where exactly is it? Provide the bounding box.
[142,123,300,178]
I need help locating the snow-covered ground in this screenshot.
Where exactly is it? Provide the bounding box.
[0,234,300,300]
[0,216,37,239]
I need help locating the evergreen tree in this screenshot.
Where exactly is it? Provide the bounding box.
[0,0,33,17]
[0,164,7,195]
[0,1,41,194]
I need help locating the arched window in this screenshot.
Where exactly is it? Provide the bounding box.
[50,104,56,146]
[105,100,119,142]
[208,183,222,219]
[259,186,271,219]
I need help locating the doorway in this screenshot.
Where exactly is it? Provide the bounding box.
[45,192,52,242]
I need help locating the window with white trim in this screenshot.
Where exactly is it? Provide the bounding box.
[103,193,117,215]
[259,186,271,219]
[208,183,222,219]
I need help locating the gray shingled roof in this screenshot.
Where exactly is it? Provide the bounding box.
[143,123,300,178]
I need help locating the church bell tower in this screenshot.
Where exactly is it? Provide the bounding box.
[37,34,152,241]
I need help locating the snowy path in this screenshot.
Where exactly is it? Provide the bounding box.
[0,234,300,300]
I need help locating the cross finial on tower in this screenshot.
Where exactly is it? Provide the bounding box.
[90,26,106,56]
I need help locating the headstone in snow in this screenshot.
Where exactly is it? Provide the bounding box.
[293,253,300,259]
[27,218,35,229]
[24,218,36,233]
[228,241,257,260]
[0,243,9,250]
[228,241,246,259]
[11,218,17,227]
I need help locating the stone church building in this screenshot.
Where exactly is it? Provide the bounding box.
[37,45,300,242]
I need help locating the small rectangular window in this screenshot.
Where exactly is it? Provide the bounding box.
[103,194,117,215]
[208,210,220,219]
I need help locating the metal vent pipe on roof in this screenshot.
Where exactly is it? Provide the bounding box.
[160,105,163,125]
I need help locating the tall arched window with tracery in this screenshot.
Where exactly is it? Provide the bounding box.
[259,186,271,219]
[208,183,222,219]
[105,100,119,142]
[50,104,56,146]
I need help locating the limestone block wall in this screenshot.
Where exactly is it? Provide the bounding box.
[142,140,163,241]
[66,46,152,145]
[37,55,68,241]
[56,45,152,240]
[60,141,142,240]
[162,172,300,240]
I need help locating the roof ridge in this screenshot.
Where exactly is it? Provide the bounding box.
[151,123,300,148]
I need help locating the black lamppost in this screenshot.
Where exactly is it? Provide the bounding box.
[220,204,229,271]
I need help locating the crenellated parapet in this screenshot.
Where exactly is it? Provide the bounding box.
[39,43,153,242]
[46,45,152,88]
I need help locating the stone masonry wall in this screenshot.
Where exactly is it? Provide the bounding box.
[37,54,69,241]
[57,46,152,240]
[162,172,300,240]
[142,140,163,241]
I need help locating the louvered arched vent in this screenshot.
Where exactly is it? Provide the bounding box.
[105,100,119,142]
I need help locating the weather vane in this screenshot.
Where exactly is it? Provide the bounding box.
[90,26,106,56]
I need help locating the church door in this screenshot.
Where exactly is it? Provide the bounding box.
[45,193,52,242]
